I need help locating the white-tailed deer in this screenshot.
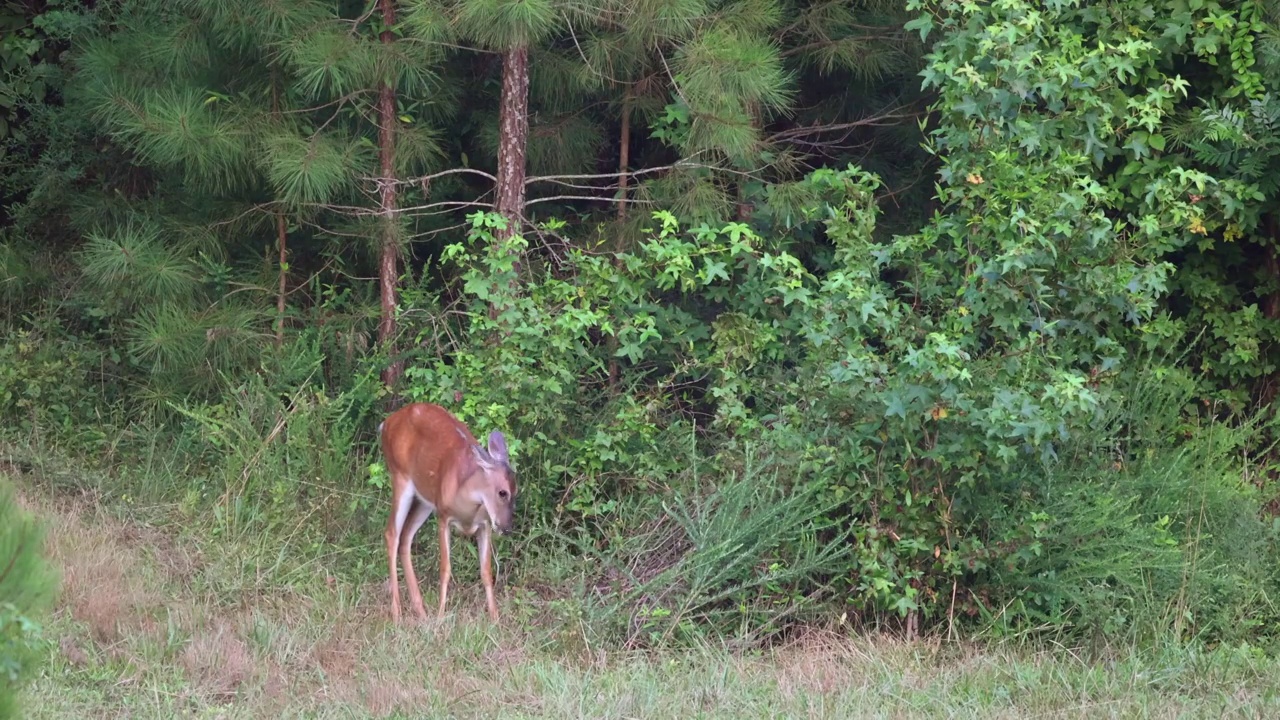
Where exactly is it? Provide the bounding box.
[380,403,517,622]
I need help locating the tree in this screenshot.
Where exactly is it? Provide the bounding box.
[70,0,446,401]
[377,0,405,391]
[453,0,564,240]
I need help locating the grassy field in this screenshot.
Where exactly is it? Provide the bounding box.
[9,469,1280,719]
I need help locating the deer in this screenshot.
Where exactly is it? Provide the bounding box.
[380,402,517,623]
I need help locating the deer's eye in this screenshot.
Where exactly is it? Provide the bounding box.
[498,489,509,499]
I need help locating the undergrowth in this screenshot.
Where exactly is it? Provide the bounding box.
[4,355,1278,656]
[0,476,57,720]
[4,170,1279,653]
[7,469,1280,719]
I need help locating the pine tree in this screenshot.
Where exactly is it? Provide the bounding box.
[71,0,447,400]
[453,0,564,239]
[376,0,405,391]
[571,0,705,223]
[51,0,927,409]
[565,0,925,233]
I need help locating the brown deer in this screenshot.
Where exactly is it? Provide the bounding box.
[380,403,517,622]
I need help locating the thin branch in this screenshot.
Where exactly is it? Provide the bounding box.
[398,33,501,55]
[658,50,692,109]
[406,222,470,242]
[525,194,655,208]
[277,89,367,116]
[767,106,926,144]
[209,202,276,228]
[780,35,905,58]
[878,162,933,208]
[300,199,491,217]
[344,1,379,32]
[385,166,498,186]
[525,155,751,185]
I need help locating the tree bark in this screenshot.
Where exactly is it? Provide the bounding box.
[494,45,530,239]
[271,71,287,348]
[737,101,761,222]
[617,89,632,222]
[275,210,287,346]
[608,91,633,387]
[377,0,403,394]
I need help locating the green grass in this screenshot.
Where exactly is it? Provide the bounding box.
[8,463,1280,719]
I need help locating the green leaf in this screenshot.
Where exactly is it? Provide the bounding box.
[904,15,933,42]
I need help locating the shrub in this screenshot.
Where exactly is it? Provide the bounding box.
[0,477,58,720]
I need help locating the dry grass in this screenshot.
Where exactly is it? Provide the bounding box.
[38,500,162,649]
[179,618,254,702]
[14,485,1280,719]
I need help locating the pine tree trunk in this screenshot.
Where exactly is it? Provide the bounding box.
[737,101,761,222]
[487,45,530,329]
[271,69,287,348]
[617,90,632,222]
[377,0,403,394]
[608,91,633,387]
[275,210,287,346]
[495,45,529,239]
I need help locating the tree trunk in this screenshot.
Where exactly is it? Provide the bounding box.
[488,45,530,328]
[275,210,287,346]
[270,71,288,348]
[736,100,761,222]
[617,89,632,222]
[494,45,530,239]
[377,0,403,395]
[608,91,633,387]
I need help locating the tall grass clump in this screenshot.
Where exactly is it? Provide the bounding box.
[978,366,1280,647]
[563,450,855,649]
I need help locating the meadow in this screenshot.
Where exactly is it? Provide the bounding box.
[8,451,1280,720]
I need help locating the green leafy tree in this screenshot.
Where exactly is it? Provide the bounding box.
[1149,0,1280,406]
[909,0,1280,412]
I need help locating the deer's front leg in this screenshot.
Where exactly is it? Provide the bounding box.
[436,516,453,620]
[478,524,499,621]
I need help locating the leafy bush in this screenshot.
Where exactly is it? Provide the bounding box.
[0,322,101,436]
[378,144,1273,644]
[0,477,58,720]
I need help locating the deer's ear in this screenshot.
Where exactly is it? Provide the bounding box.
[487,431,509,463]
[469,442,495,470]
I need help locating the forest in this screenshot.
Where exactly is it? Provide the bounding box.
[7,0,1280,716]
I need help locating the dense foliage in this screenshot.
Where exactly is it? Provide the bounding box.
[0,479,57,720]
[4,0,1280,649]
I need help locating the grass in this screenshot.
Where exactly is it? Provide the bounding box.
[8,463,1280,718]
